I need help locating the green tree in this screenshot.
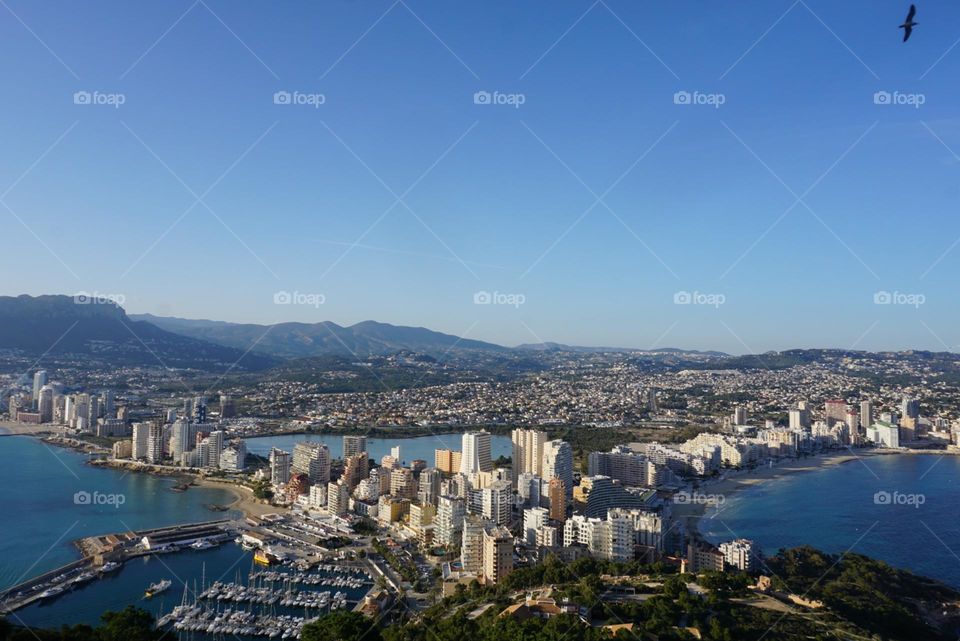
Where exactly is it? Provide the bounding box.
[300,611,381,641]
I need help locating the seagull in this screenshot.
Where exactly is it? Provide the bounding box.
[900,4,918,42]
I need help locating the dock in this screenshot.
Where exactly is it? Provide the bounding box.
[0,519,239,615]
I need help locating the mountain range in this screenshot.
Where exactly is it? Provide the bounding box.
[0,295,276,371]
[0,295,726,372]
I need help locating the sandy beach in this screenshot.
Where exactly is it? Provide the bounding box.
[191,475,285,519]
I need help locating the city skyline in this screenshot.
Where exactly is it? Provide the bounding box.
[3,1,960,353]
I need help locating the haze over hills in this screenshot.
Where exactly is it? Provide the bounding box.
[130,314,509,359]
[0,295,277,371]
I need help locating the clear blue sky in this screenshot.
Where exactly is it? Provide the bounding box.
[1,0,959,353]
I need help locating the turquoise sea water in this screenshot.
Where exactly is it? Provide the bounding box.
[0,435,238,592]
[0,432,508,628]
[700,454,960,588]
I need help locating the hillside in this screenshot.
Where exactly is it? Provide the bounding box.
[0,295,277,371]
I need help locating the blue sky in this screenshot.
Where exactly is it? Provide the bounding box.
[1,0,959,353]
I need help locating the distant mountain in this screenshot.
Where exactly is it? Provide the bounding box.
[515,342,729,357]
[0,295,277,371]
[130,314,508,359]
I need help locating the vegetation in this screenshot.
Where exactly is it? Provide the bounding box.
[0,607,163,641]
[7,547,960,641]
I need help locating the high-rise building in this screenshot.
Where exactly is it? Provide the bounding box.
[219,394,236,419]
[343,435,368,459]
[860,400,874,432]
[461,517,487,573]
[219,440,247,471]
[146,422,164,464]
[32,370,47,409]
[435,496,466,548]
[434,449,462,474]
[38,386,54,423]
[522,507,548,546]
[131,422,150,459]
[418,467,442,506]
[292,442,331,484]
[481,526,513,585]
[517,473,542,508]
[481,480,512,526]
[902,397,920,420]
[542,440,573,496]
[587,447,650,487]
[548,478,566,522]
[170,420,196,464]
[327,481,349,517]
[732,405,748,426]
[718,538,756,572]
[460,431,492,475]
[342,452,369,491]
[788,408,811,430]
[101,390,115,419]
[645,388,658,413]
[390,467,417,499]
[511,429,545,484]
[269,448,291,485]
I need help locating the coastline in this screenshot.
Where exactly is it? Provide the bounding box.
[674,448,944,541]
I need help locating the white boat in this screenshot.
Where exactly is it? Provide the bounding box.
[191,539,215,550]
[145,578,172,598]
[39,585,64,599]
[99,561,121,574]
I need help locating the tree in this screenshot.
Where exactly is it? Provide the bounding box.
[300,611,381,641]
[98,606,160,641]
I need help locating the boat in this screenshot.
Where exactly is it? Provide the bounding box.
[191,539,215,550]
[99,561,121,574]
[254,549,279,566]
[38,585,64,600]
[145,579,172,598]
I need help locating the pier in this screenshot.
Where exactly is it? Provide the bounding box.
[0,519,239,615]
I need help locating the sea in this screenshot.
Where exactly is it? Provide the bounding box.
[0,431,511,628]
[700,453,960,588]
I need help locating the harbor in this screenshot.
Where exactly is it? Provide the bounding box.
[4,514,379,634]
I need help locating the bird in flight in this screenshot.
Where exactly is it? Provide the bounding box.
[900,4,918,42]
